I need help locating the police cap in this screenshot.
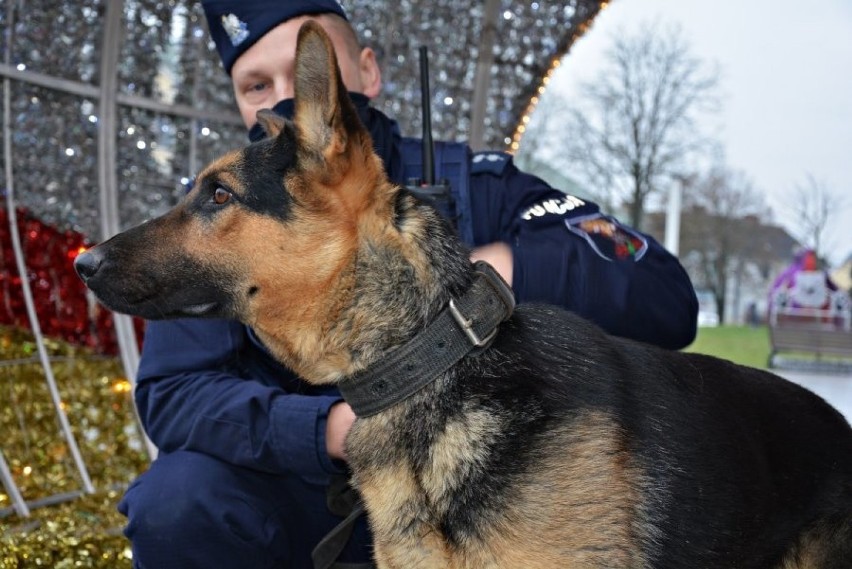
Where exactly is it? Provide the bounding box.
[201,0,348,75]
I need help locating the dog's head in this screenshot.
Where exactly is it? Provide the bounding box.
[75,22,459,380]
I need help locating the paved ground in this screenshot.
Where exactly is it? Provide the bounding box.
[776,368,852,423]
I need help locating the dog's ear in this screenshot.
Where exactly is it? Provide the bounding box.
[293,21,361,166]
[256,109,287,139]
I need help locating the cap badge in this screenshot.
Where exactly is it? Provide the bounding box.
[221,13,249,46]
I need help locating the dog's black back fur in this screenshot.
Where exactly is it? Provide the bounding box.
[345,297,852,567]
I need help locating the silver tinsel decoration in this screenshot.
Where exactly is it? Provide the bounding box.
[0,0,602,242]
[345,1,602,147]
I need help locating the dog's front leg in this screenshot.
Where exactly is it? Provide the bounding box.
[354,459,454,568]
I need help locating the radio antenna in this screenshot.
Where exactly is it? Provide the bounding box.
[419,46,436,186]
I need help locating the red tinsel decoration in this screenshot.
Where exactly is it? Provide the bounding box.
[0,207,142,355]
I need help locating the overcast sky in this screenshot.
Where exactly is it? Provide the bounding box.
[545,0,852,266]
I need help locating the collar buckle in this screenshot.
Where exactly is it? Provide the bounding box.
[449,298,499,347]
[339,261,516,417]
[449,261,516,348]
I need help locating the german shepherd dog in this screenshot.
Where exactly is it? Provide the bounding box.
[76,22,852,568]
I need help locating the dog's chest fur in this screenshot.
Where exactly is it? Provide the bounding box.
[343,310,652,568]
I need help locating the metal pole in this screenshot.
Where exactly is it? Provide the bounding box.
[0,449,29,518]
[0,62,242,125]
[2,0,95,495]
[468,0,501,151]
[96,0,157,461]
[97,0,139,376]
[665,181,683,256]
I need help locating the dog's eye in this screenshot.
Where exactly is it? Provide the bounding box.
[213,187,232,205]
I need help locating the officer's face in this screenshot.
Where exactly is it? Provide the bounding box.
[230,15,382,129]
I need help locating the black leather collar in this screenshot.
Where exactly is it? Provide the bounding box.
[338,261,515,417]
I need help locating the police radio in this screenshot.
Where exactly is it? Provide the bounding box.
[405,46,455,224]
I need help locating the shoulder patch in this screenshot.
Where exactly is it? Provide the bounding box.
[565,214,649,261]
[470,151,510,176]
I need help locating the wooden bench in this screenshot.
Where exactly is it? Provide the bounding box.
[767,294,852,368]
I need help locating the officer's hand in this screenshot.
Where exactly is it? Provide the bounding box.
[327,401,356,461]
[470,242,513,286]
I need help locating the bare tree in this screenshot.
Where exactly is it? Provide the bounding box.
[559,22,720,230]
[787,173,846,263]
[680,167,771,324]
[514,94,613,204]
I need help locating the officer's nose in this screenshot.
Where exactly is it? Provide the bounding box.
[74,249,103,283]
[273,78,293,105]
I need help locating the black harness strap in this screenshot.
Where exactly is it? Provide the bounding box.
[311,504,369,569]
[311,475,371,569]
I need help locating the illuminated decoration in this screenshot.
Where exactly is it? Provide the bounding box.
[0,326,148,566]
[510,1,609,153]
[0,208,138,355]
[1,0,610,244]
[344,0,608,151]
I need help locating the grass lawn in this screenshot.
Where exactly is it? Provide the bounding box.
[684,325,771,369]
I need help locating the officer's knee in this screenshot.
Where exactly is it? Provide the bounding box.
[120,451,225,534]
[119,451,285,566]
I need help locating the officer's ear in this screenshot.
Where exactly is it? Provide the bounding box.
[357,47,382,99]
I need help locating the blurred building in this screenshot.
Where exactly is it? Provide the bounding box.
[645,210,800,325]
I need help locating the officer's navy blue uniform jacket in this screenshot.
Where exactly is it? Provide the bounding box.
[135,94,698,483]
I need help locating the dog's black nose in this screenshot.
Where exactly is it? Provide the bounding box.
[74,249,102,283]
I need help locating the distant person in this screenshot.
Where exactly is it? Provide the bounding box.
[747,301,759,327]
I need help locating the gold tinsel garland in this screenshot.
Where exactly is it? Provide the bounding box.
[0,326,148,567]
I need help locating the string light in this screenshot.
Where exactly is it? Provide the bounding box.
[67,245,88,261]
[507,1,610,154]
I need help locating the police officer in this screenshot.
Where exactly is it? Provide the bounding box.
[118,2,699,567]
